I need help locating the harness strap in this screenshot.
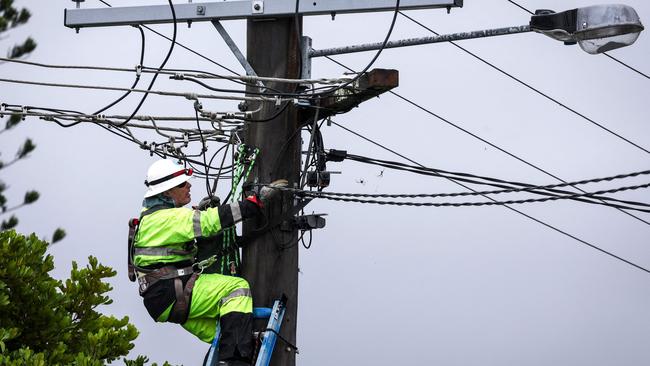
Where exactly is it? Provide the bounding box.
[137,265,194,294]
[168,272,199,324]
[127,218,139,282]
[134,247,194,256]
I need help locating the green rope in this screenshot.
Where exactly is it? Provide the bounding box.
[220,144,260,275]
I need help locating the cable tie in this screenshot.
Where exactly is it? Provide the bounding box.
[149,142,156,157]
[183,134,189,147]
[275,97,281,107]
[173,72,184,80]
[21,107,27,121]
[184,93,198,101]
[135,65,142,76]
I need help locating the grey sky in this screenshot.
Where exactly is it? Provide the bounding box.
[1,0,649,365]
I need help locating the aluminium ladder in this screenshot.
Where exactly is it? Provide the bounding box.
[204,296,287,366]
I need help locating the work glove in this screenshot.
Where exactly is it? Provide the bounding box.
[197,195,221,210]
[260,179,289,203]
[245,179,288,209]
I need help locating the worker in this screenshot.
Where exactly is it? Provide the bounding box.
[131,159,285,366]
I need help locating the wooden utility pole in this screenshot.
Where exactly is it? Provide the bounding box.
[242,16,302,366]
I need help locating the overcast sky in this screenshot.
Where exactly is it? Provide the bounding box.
[1,0,649,365]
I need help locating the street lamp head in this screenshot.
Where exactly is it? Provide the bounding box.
[530,4,644,54]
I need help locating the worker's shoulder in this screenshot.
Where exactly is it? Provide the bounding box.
[141,206,194,220]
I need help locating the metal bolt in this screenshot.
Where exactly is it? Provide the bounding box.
[72,0,85,9]
[252,1,264,13]
[196,5,205,15]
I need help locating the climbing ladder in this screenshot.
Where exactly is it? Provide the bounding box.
[204,296,288,366]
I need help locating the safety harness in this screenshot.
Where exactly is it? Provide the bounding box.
[127,205,199,324]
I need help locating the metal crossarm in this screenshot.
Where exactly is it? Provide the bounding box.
[64,0,462,29]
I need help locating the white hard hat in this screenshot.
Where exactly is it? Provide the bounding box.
[143,159,193,198]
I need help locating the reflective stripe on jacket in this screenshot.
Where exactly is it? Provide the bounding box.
[134,206,224,267]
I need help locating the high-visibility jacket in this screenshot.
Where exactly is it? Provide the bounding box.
[134,204,242,267]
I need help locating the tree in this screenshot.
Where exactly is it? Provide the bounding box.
[0,1,63,242]
[0,0,36,59]
[0,230,173,365]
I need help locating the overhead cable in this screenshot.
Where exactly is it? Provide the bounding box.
[327,120,650,274]
[0,57,352,86]
[337,152,650,211]
[324,56,650,227]
[269,184,650,212]
[115,0,177,127]
[98,0,240,76]
[0,77,290,103]
[398,11,650,155]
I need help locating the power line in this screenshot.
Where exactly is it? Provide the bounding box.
[115,0,177,128]
[327,120,650,275]
[274,183,650,212]
[0,77,289,103]
[325,55,650,227]
[398,11,650,155]
[337,152,650,210]
[97,0,240,76]
[503,0,650,79]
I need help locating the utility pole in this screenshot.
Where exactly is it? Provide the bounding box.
[63,2,452,365]
[242,16,302,366]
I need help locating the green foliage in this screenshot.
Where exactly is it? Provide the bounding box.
[0,181,6,209]
[124,355,174,366]
[4,114,21,131]
[0,230,168,365]
[8,37,36,59]
[15,138,35,159]
[0,8,62,243]
[0,214,17,229]
[52,227,66,243]
[1,0,34,59]
[0,0,31,31]
[22,190,38,204]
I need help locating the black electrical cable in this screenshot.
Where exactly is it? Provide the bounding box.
[326,119,650,274]
[325,55,650,226]
[286,183,650,212]
[194,107,212,197]
[114,0,178,128]
[305,0,401,98]
[93,25,146,115]
[211,141,232,195]
[343,153,650,209]
[99,0,235,76]
[398,11,650,155]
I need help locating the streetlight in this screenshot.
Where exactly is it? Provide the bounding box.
[307,3,645,68]
[530,4,644,54]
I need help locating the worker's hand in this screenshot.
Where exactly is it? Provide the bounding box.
[260,179,289,203]
[196,195,221,210]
